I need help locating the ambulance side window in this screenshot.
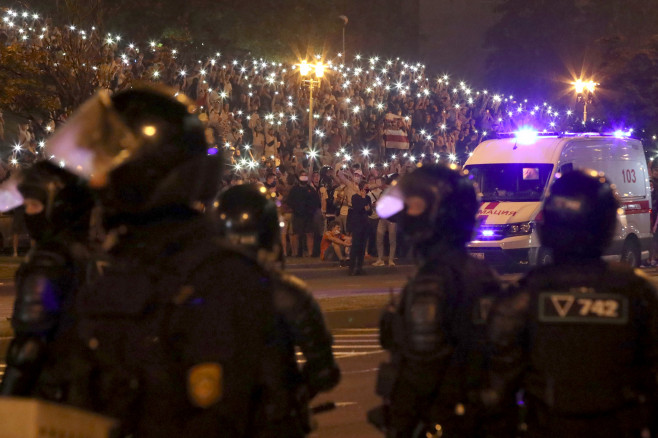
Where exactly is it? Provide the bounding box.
[558,163,573,174]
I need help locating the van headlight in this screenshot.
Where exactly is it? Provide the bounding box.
[506,222,533,237]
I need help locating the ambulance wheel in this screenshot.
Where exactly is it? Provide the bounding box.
[536,247,553,266]
[621,237,640,268]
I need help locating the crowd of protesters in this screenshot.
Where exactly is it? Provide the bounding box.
[0,6,581,264]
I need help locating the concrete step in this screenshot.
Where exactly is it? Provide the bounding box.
[290,264,415,281]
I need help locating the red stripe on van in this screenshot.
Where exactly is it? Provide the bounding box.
[482,202,500,210]
[620,200,650,215]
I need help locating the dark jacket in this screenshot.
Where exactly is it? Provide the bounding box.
[348,194,371,230]
[70,212,276,438]
[487,260,658,437]
[287,183,321,218]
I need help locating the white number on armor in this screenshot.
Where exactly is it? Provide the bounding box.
[576,299,619,317]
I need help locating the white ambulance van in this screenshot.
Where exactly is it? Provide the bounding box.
[464,131,651,270]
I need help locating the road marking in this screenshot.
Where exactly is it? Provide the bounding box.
[332,339,378,343]
[332,328,378,332]
[328,329,385,359]
[343,368,380,375]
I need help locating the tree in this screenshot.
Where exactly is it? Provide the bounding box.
[484,0,658,142]
[484,0,588,99]
[0,20,109,123]
[26,0,345,59]
[598,36,658,142]
[0,43,59,121]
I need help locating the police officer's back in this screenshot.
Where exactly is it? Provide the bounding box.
[45,86,277,437]
[0,162,94,397]
[372,165,501,437]
[486,170,658,437]
[215,184,340,437]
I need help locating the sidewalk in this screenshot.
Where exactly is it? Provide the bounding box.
[285,255,414,270]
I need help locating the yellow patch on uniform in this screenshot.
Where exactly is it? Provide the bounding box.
[187,363,223,408]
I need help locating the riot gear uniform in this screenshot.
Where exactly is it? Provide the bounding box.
[215,184,340,437]
[371,165,501,437]
[45,86,277,437]
[0,161,94,397]
[486,170,658,437]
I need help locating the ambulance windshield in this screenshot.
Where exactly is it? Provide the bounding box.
[465,163,553,202]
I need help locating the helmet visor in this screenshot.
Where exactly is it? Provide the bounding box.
[376,185,405,219]
[44,90,140,186]
[0,175,24,212]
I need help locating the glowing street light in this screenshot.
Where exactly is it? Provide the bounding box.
[572,78,599,122]
[299,60,325,170]
[299,60,311,76]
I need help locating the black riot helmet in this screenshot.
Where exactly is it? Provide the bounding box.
[214,183,281,259]
[538,169,619,262]
[44,85,221,220]
[17,161,95,242]
[376,164,478,255]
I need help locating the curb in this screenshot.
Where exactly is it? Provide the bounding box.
[314,287,403,299]
[291,266,415,281]
[324,308,381,330]
[286,258,415,270]
[0,320,12,338]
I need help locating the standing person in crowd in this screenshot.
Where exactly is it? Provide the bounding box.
[649,160,658,266]
[0,110,5,143]
[336,165,362,232]
[321,221,351,265]
[485,170,658,438]
[334,181,349,234]
[287,170,321,257]
[366,175,383,261]
[11,204,28,257]
[0,161,94,397]
[319,166,338,229]
[373,174,398,267]
[214,184,340,437]
[347,181,372,275]
[45,86,277,438]
[370,165,501,437]
[278,168,295,257]
[310,171,324,257]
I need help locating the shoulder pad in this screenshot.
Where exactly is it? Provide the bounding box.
[607,261,636,275]
[405,272,449,296]
[171,235,267,277]
[463,257,500,282]
[207,237,263,265]
[13,270,65,331]
[277,271,310,293]
[25,249,68,269]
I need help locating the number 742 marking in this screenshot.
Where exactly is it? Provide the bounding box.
[577,298,619,317]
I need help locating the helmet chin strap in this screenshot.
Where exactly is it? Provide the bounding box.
[257,247,282,271]
[407,184,445,246]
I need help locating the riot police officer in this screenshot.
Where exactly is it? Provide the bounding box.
[486,169,658,437]
[45,86,277,437]
[214,183,340,437]
[0,161,94,397]
[371,164,501,437]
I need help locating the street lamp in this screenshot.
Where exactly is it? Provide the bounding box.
[299,60,325,158]
[572,79,598,122]
[339,15,348,59]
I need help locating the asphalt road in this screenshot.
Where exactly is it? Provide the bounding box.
[303,265,658,438]
[2,265,658,437]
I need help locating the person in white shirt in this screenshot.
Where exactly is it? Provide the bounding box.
[373,174,398,267]
[366,175,383,260]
